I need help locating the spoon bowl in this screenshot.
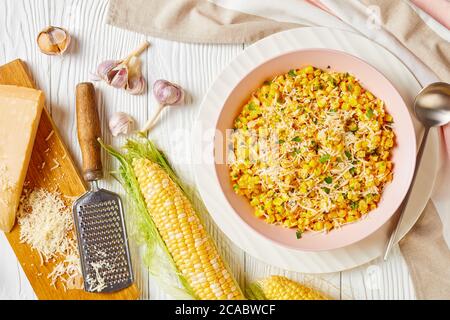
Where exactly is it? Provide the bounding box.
[414,82,450,128]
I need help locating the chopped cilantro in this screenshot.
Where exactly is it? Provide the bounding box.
[248,102,256,111]
[366,108,374,119]
[350,201,358,210]
[319,154,330,163]
[277,139,285,144]
[292,136,302,142]
[296,230,303,239]
[322,187,330,194]
[324,177,332,184]
[345,150,352,159]
[288,69,297,77]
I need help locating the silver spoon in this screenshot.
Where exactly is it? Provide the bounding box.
[384,82,450,260]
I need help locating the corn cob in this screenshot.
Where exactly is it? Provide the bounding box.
[248,275,329,300]
[132,157,244,300]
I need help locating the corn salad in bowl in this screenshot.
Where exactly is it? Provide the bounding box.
[228,66,395,237]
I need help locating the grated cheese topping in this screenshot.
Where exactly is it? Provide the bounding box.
[18,188,82,290]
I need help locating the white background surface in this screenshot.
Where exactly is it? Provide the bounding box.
[0,0,415,299]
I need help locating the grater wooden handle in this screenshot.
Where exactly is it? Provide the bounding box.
[76,82,103,182]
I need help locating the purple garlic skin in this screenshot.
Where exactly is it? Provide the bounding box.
[109,112,134,137]
[109,67,129,89]
[97,60,120,81]
[94,42,150,94]
[153,79,184,105]
[126,75,146,95]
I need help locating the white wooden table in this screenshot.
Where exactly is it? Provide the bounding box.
[0,0,416,300]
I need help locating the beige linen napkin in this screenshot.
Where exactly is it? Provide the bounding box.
[107,0,450,299]
[359,0,449,82]
[400,202,450,299]
[107,0,298,44]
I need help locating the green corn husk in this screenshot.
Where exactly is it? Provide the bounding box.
[245,282,268,300]
[99,136,197,299]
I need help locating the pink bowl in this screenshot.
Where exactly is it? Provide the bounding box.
[214,49,416,251]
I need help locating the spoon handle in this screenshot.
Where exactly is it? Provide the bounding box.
[384,127,430,260]
[443,124,450,160]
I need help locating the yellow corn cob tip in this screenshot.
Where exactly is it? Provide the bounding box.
[253,275,330,300]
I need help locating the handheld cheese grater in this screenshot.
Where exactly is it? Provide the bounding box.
[72,82,133,293]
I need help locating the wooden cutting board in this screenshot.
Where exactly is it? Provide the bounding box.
[0,59,139,300]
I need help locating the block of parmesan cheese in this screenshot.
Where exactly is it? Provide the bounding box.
[0,85,45,232]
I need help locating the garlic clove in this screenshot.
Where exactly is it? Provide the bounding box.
[109,112,134,137]
[97,41,150,94]
[109,67,129,89]
[49,27,68,44]
[97,60,120,82]
[94,41,150,93]
[153,79,184,106]
[126,75,146,95]
[126,56,142,79]
[37,26,71,55]
[37,33,58,55]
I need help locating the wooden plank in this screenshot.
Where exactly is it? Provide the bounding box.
[0,59,139,300]
[341,245,415,300]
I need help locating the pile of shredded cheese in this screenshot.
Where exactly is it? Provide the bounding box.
[18,188,83,290]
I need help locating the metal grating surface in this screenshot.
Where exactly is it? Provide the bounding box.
[73,190,133,293]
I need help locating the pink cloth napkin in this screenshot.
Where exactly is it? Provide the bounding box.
[308,0,450,28]
[412,0,450,29]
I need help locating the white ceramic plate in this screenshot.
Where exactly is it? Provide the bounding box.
[192,27,439,273]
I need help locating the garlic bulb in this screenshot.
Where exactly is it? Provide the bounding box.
[96,41,149,95]
[141,80,185,132]
[153,79,184,105]
[37,26,71,55]
[109,112,134,137]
